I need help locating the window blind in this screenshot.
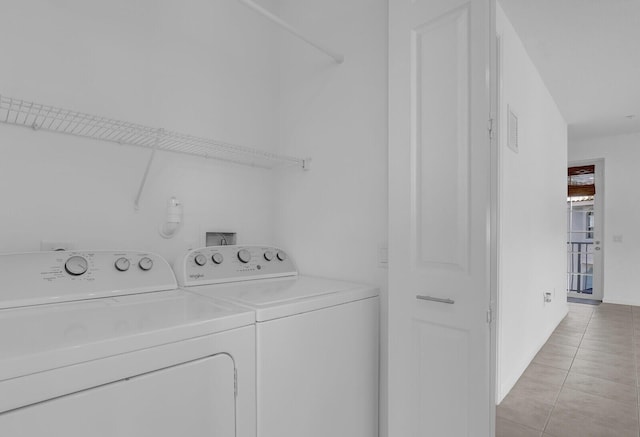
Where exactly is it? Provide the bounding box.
[568,165,595,197]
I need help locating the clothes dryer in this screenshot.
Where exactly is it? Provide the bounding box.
[174,245,379,437]
[0,250,256,437]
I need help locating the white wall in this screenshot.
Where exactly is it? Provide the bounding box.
[275,0,388,433]
[0,0,389,431]
[0,0,281,262]
[569,132,640,305]
[497,4,568,403]
[0,0,388,280]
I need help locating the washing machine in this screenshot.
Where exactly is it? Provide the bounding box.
[174,245,379,437]
[0,250,256,437]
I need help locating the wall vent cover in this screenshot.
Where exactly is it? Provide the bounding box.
[507,105,519,153]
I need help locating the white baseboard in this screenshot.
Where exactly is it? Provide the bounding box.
[603,298,640,307]
[496,306,568,404]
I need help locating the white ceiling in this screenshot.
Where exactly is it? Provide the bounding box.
[499,0,640,140]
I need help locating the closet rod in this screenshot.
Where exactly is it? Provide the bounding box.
[235,0,344,64]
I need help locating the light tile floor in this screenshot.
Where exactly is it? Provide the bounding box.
[497,301,640,437]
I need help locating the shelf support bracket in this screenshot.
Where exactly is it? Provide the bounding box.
[134,129,163,211]
[234,0,344,64]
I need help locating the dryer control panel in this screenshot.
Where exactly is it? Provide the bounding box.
[175,245,297,286]
[0,251,177,309]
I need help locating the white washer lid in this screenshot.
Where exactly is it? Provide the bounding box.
[184,275,379,321]
[0,289,254,382]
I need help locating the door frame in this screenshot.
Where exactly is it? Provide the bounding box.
[490,31,502,436]
[567,158,605,301]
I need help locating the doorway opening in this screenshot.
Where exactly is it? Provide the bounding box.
[567,160,604,301]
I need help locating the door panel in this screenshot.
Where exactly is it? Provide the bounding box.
[415,320,470,435]
[389,0,496,436]
[415,5,470,271]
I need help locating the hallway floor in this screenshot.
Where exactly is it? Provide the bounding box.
[497,301,640,437]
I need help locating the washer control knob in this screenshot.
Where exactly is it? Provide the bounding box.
[115,257,130,272]
[65,255,88,276]
[212,253,224,264]
[237,249,251,264]
[276,251,287,261]
[138,257,154,271]
[194,254,207,266]
[263,251,274,261]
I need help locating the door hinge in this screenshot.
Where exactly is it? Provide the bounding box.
[486,306,493,324]
[234,368,238,398]
[488,118,495,139]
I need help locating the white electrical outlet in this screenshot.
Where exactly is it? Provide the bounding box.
[41,240,76,251]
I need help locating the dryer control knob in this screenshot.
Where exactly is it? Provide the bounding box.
[115,257,130,272]
[237,249,251,264]
[263,251,274,261]
[65,255,88,276]
[276,251,287,261]
[138,257,154,271]
[194,254,207,266]
[212,253,224,264]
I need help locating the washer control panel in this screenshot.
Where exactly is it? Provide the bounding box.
[0,251,177,309]
[175,245,297,286]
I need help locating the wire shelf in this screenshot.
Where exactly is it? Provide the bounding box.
[0,95,308,170]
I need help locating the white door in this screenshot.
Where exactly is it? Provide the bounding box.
[388,0,496,436]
